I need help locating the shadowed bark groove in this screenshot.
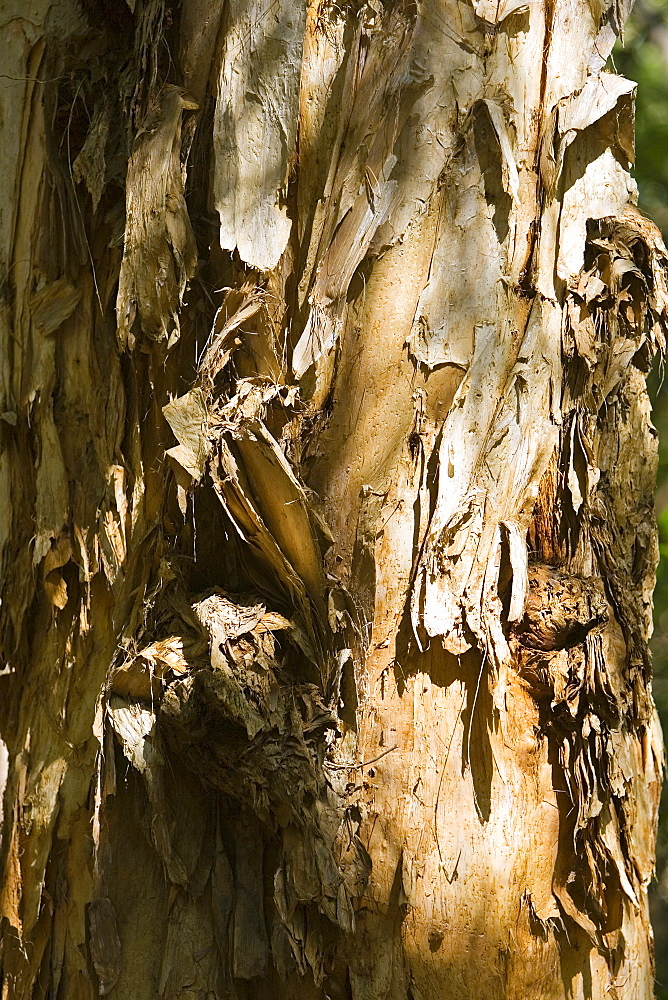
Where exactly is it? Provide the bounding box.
[0,0,666,998]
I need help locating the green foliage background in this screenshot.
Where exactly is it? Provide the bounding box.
[615,7,668,989]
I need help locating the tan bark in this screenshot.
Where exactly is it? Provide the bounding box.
[0,0,666,998]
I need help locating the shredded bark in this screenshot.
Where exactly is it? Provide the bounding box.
[0,0,665,996]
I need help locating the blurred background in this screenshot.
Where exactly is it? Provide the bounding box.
[615,4,668,989]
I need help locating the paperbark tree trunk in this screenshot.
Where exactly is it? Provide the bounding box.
[1,0,667,997]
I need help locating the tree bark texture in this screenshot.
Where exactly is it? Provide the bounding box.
[1,0,667,997]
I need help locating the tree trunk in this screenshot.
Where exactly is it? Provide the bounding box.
[1,0,666,997]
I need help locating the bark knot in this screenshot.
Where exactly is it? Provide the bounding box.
[511,565,608,652]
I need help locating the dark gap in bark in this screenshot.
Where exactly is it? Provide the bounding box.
[472,101,511,245]
[459,651,493,822]
[339,653,358,731]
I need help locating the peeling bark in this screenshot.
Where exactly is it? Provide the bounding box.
[0,0,666,998]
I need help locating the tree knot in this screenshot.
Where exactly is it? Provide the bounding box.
[511,564,608,651]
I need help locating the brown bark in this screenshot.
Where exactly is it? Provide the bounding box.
[0,1,666,998]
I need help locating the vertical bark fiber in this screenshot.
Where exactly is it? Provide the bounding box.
[0,0,666,997]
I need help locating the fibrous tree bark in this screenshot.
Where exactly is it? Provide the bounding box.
[1,0,667,997]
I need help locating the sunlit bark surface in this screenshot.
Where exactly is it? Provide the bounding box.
[1,0,667,997]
